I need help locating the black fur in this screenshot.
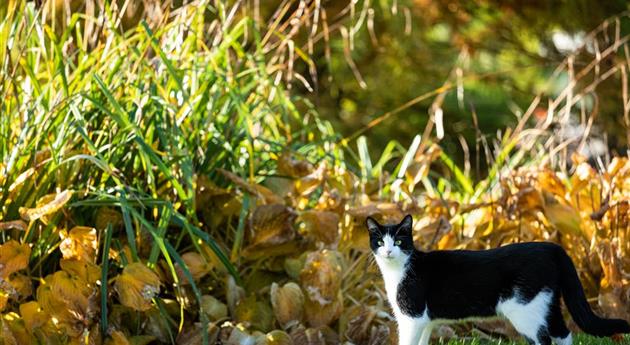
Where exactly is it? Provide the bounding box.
[367,215,630,341]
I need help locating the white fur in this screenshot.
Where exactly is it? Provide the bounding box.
[374,234,430,345]
[553,334,573,345]
[417,320,433,345]
[398,311,430,345]
[496,289,553,345]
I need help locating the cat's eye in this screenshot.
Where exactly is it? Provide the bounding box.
[377,240,384,246]
[395,240,402,245]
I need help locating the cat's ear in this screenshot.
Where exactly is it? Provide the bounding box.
[366,216,381,233]
[398,214,413,233]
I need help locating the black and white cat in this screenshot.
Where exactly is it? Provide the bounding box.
[367,215,630,345]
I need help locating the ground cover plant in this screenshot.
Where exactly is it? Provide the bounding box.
[0,1,629,344]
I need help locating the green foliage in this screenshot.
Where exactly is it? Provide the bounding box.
[302,0,630,169]
[0,1,342,342]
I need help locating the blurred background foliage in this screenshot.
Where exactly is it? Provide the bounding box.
[275,0,630,175]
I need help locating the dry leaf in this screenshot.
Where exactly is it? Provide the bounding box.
[0,241,31,278]
[270,282,304,328]
[289,325,338,345]
[537,170,566,197]
[36,270,94,337]
[244,204,297,256]
[1,313,32,345]
[60,259,101,285]
[19,301,50,333]
[542,192,584,237]
[105,330,131,345]
[218,169,283,204]
[300,210,339,245]
[114,263,161,311]
[295,163,325,197]
[259,330,293,345]
[234,294,274,332]
[19,190,73,222]
[95,207,123,230]
[201,295,228,321]
[0,221,27,232]
[278,152,314,178]
[60,226,98,262]
[343,305,377,344]
[176,252,212,283]
[299,250,344,327]
[226,276,246,318]
[8,168,35,193]
[8,274,31,300]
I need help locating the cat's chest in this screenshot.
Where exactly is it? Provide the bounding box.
[375,258,409,314]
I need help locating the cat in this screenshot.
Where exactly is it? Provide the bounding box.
[366,215,630,345]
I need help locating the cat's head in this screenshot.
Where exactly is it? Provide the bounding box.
[366,215,414,261]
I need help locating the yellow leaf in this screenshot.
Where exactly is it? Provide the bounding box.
[277,152,314,178]
[218,169,282,204]
[59,226,98,262]
[542,192,584,237]
[114,263,161,311]
[516,187,544,212]
[295,163,325,196]
[36,268,98,339]
[346,203,404,223]
[8,168,35,193]
[19,190,73,222]
[270,282,304,328]
[299,250,344,327]
[243,204,296,255]
[19,301,49,333]
[0,240,31,278]
[95,207,123,231]
[0,290,8,312]
[8,273,32,300]
[105,330,131,345]
[48,271,92,316]
[0,220,27,232]
[607,156,629,177]
[300,210,339,245]
[1,313,32,345]
[60,259,101,285]
[537,170,566,197]
[176,252,211,282]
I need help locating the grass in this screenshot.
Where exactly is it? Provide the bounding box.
[440,334,630,344]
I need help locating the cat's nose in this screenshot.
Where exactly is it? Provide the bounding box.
[386,250,392,256]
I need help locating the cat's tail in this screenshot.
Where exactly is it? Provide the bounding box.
[557,247,630,337]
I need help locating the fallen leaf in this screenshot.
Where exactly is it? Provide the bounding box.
[114,263,161,311]
[176,252,212,283]
[19,190,73,222]
[244,204,297,256]
[0,241,31,279]
[300,210,339,245]
[270,282,304,328]
[59,226,98,262]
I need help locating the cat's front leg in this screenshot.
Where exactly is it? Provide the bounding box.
[397,315,427,345]
[417,323,433,345]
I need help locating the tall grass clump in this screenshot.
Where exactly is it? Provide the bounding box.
[0,1,346,343]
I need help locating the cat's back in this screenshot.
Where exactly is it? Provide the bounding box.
[417,241,564,276]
